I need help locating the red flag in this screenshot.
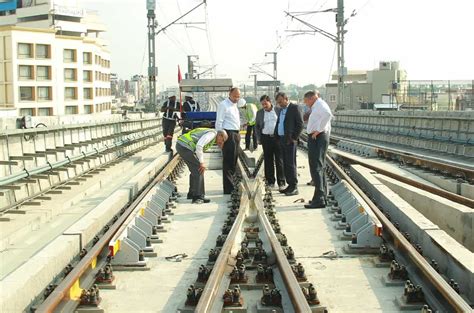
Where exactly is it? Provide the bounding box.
[178,65,183,113]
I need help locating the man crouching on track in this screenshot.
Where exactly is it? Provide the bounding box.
[176,127,228,204]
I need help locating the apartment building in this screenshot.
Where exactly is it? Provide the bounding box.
[0,0,112,116]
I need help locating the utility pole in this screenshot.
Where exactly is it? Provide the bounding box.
[146,0,157,112]
[265,52,278,96]
[336,0,346,110]
[285,0,354,110]
[250,74,257,99]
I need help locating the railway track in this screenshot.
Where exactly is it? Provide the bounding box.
[27,134,473,312]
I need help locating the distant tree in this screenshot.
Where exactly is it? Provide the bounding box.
[302,84,317,91]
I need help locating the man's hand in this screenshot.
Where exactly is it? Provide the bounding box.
[198,163,206,174]
[311,131,320,139]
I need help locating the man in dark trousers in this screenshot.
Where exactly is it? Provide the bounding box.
[176,128,228,204]
[303,90,333,208]
[255,95,285,190]
[215,87,241,194]
[161,94,180,152]
[274,92,303,196]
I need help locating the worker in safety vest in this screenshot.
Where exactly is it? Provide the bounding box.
[241,102,258,151]
[176,128,228,204]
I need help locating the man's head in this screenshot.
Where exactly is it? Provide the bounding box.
[216,130,229,148]
[229,87,241,104]
[303,90,320,108]
[275,92,289,108]
[184,92,193,100]
[260,95,273,112]
[169,95,176,101]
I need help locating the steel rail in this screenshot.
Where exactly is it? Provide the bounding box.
[330,149,474,208]
[254,182,313,312]
[195,162,250,313]
[326,156,472,312]
[35,154,181,313]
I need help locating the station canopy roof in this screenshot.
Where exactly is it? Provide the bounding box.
[179,79,233,92]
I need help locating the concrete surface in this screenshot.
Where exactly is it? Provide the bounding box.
[273,152,403,312]
[375,173,474,251]
[0,142,170,312]
[350,164,474,303]
[99,162,229,312]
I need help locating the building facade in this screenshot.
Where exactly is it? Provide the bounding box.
[0,0,112,116]
[326,61,407,110]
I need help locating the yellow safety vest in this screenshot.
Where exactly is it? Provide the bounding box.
[178,128,216,151]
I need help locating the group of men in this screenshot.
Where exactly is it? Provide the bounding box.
[160,93,201,152]
[164,87,333,209]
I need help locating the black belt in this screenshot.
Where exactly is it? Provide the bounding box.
[262,134,275,138]
[224,129,239,133]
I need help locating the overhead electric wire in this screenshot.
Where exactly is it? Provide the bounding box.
[175,0,196,55]
[204,3,216,77]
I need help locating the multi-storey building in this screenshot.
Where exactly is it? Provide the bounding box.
[0,0,112,116]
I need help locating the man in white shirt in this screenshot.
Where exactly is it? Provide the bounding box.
[303,90,333,208]
[176,128,228,204]
[255,95,285,190]
[215,87,241,194]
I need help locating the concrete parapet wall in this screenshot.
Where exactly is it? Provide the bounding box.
[0,112,157,130]
[332,110,474,157]
[0,117,162,210]
[374,174,474,252]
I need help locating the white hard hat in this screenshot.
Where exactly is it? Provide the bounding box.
[184,92,193,98]
[238,98,246,108]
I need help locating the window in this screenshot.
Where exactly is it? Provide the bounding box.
[83,52,92,65]
[18,43,33,58]
[36,44,50,59]
[83,88,93,100]
[63,49,76,62]
[19,87,34,101]
[19,108,34,116]
[84,105,93,114]
[19,65,34,80]
[65,106,78,115]
[37,87,52,101]
[64,68,77,81]
[38,108,52,116]
[329,94,336,102]
[83,70,92,82]
[37,66,51,80]
[65,87,77,100]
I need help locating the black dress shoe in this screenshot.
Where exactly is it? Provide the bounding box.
[306,180,314,186]
[199,197,211,203]
[279,187,289,194]
[285,189,299,196]
[304,202,326,209]
[187,193,193,200]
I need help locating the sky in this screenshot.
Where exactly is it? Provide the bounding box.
[80,0,474,89]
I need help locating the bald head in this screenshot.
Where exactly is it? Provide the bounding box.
[229,87,241,104]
